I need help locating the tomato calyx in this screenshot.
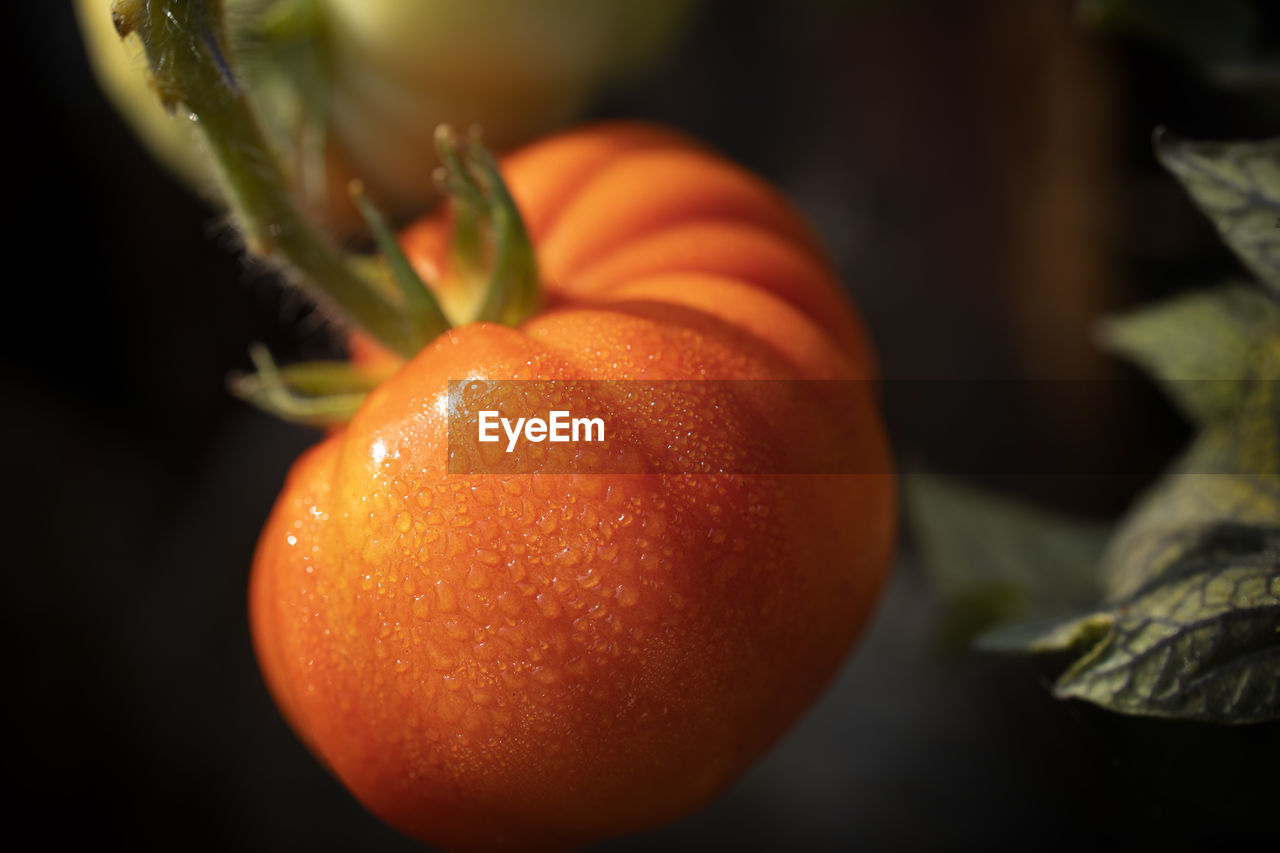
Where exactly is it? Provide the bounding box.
[226,344,393,427]
[433,126,541,328]
[347,179,451,340]
[112,0,542,427]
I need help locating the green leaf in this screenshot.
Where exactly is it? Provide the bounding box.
[1097,284,1280,424]
[1101,344,1279,600]
[1053,524,1280,723]
[978,611,1113,655]
[986,346,1280,722]
[1208,59,1280,90]
[907,474,1112,640]
[984,521,1280,723]
[1155,131,1280,296]
[1077,0,1257,66]
[1077,0,1280,91]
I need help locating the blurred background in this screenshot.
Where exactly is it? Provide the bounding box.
[4,0,1277,849]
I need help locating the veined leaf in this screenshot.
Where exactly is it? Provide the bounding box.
[1053,525,1280,723]
[1097,284,1280,425]
[1155,131,1280,297]
[983,523,1280,723]
[1102,340,1279,599]
[987,351,1280,722]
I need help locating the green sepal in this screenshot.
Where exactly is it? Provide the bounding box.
[434,126,540,327]
[228,344,391,427]
[349,180,452,340]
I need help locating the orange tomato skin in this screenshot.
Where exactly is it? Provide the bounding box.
[250,123,896,851]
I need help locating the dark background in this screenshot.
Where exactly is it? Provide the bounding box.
[5,1,1278,849]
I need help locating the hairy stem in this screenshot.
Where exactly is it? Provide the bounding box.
[111,0,437,357]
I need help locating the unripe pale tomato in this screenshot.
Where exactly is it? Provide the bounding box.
[250,123,896,851]
[75,0,696,231]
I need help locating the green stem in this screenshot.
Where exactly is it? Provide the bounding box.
[111,0,427,358]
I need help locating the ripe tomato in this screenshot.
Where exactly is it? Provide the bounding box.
[250,122,895,851]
